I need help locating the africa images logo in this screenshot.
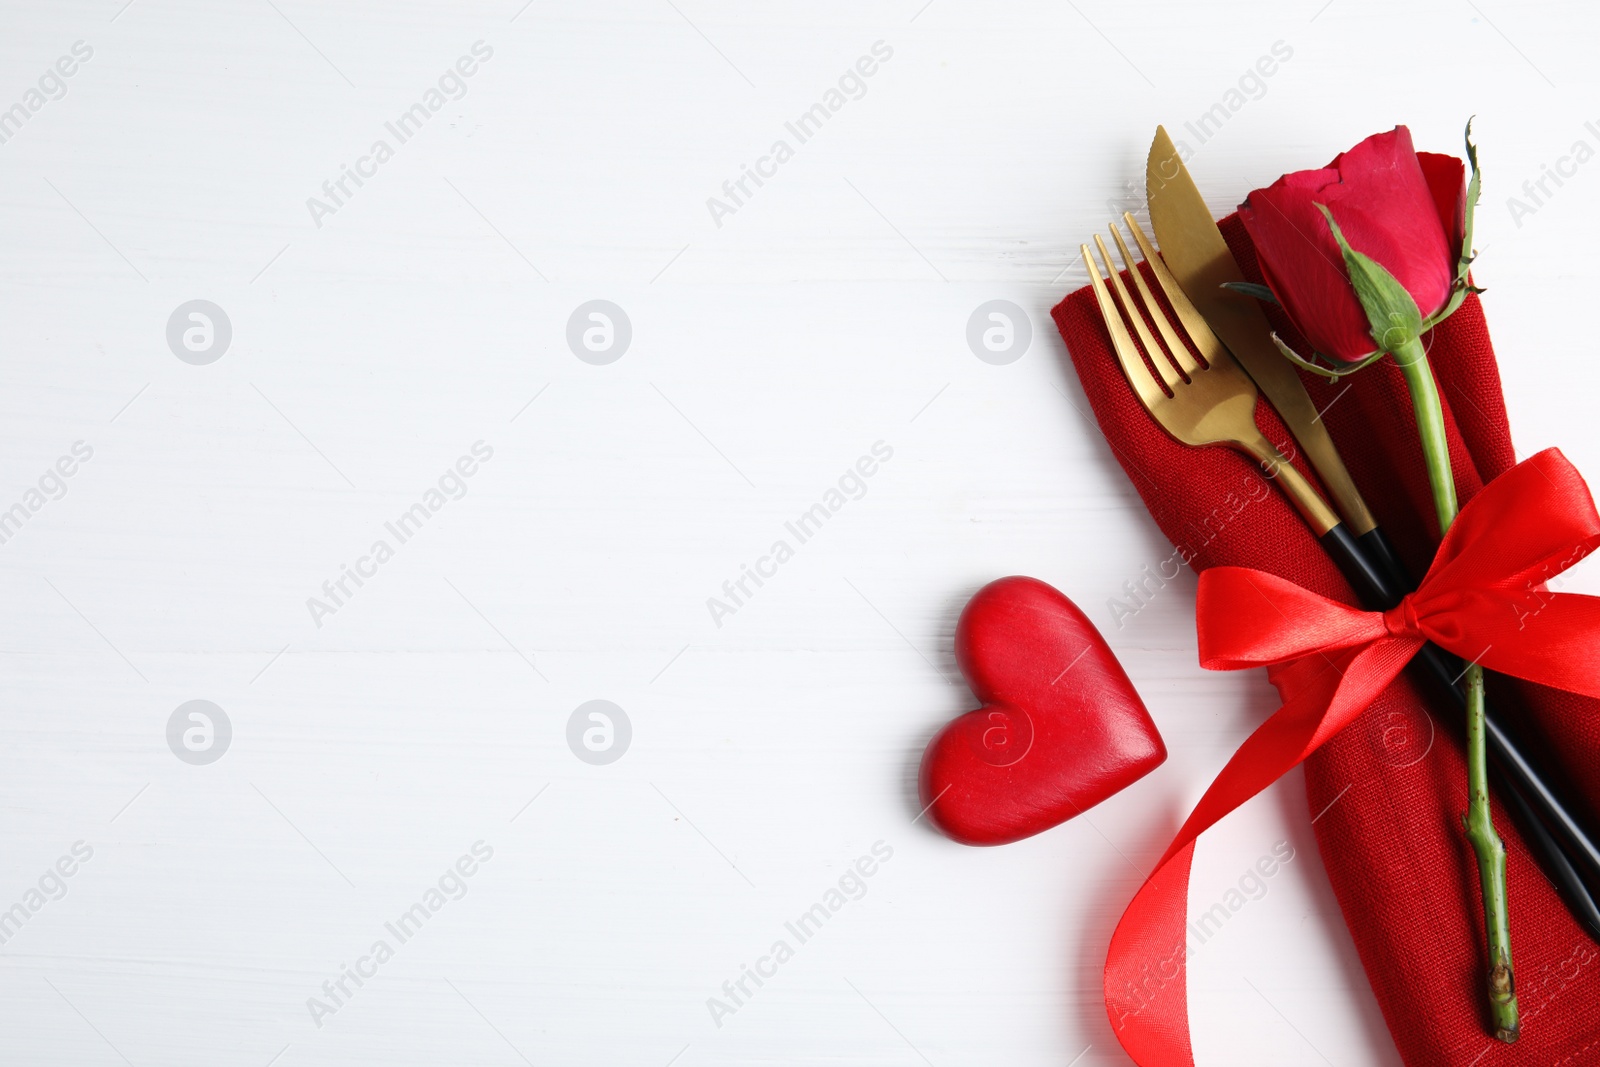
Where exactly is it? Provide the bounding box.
[305,441,494,628]
[305,41,495,228]
[705,41,894,228]
[305,841,494,1028]
[705,441,893,628]
[706,841,894,1028]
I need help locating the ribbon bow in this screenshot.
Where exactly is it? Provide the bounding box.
[1105,448,1600,1067]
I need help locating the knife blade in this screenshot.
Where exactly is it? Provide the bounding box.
[1144,126,1377,537]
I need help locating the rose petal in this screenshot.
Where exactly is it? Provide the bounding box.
[1318,127,1454,319]
[1417,151,1467,267]
[1241,173,1376,361]
[1241,127,1457,359]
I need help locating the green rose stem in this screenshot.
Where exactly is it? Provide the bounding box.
[1392,335,1519,1043]
[1268,126,1506,1039]
[1306,187,1516,1040]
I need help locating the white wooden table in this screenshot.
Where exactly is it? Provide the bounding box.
[2,1,1597,1063]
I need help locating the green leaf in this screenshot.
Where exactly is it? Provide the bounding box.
[1423,287,1466,332]
[1221,281,1279,304]
[1459,117,1481,286]
[1269,332,1338,379]
[1315,202,1423,355]
[1270,331,1387,379]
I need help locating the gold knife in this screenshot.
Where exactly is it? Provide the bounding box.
[1144,126,1380,539]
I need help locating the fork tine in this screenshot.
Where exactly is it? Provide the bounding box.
[1082,243,1166,411]
[1109,221,1200,377]
[1122,213,1232,370]
[1093,235,1183,392]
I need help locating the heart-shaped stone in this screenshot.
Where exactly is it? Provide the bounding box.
[918,576,1166,846]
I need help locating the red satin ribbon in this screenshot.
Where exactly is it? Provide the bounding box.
[1104,448,1600,1066]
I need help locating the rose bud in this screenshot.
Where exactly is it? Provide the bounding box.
[1239,126,1470,363]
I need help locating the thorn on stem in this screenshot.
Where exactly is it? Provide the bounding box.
[1488,963,1518,1043]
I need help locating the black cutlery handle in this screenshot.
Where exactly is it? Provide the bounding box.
[1415,642,1600,939]
[1355,524,1600,891]
[1320,523,1395,609]
[1357,526,1413,603]
[1496,753,1600,945]
[1321,522,1600,937]
[1420,642,1600,871]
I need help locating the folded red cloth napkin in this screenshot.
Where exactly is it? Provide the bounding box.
[1053,213,1600,1066]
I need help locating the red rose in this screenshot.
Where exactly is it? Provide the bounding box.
[1240,127,1466,362]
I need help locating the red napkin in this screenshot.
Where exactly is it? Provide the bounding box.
[1052,213,1600,1066]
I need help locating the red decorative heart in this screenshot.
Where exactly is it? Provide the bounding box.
[918,576,1166,846]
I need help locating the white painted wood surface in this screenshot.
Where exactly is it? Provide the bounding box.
[2,1,1598,1063]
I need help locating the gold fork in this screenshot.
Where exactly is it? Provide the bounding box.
[1082,217,1342,537]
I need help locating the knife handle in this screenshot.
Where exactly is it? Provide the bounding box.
[1497,754,1600,945]
[1360,524,1600,905]
[1321,521,1600,937]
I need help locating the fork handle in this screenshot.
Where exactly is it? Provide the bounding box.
[1242,435,1341,535]
[1357,526,1413,601]
[1319,524,1395,606]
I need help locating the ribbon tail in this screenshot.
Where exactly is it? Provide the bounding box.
[1105,840,1199,1066]
[1105,637,1418,1066]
